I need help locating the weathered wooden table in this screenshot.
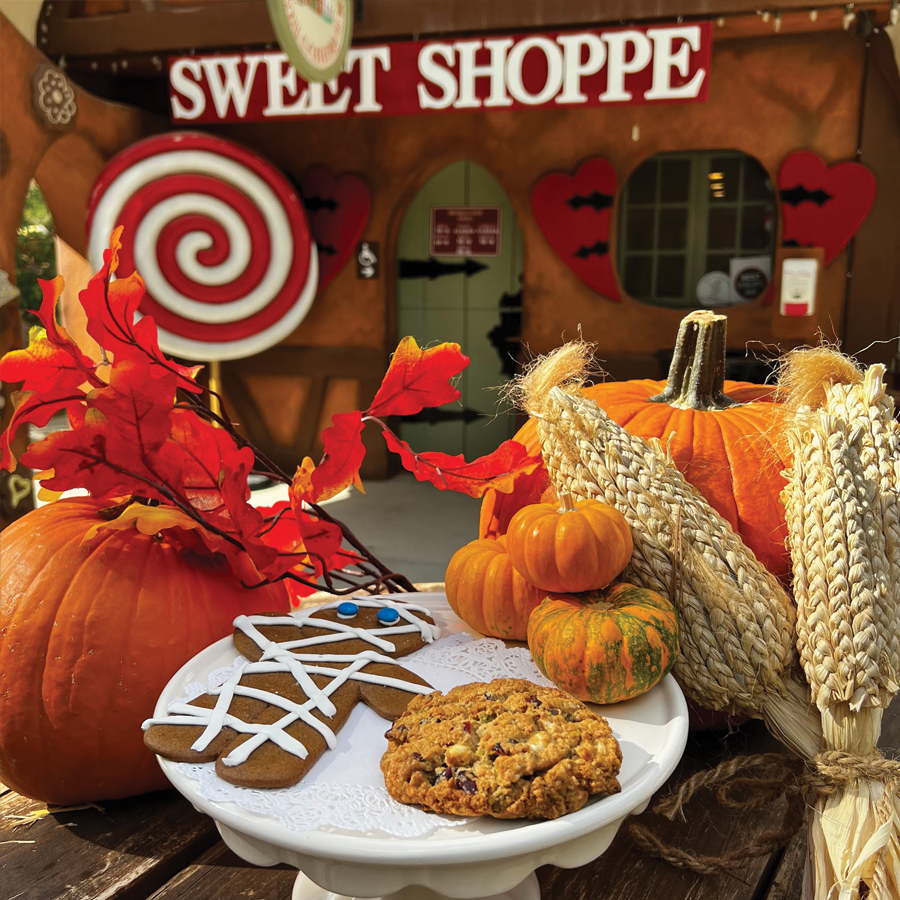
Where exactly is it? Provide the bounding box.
[4,702,898,900]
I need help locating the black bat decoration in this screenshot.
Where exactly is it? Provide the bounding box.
[398,258,489,280]
[317,244,338,257]
[780,184,833,207]
[303,195,339,213]
[566,191,614,212]
[572,241,609,259]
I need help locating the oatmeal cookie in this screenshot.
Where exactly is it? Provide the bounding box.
[380,678,621,819]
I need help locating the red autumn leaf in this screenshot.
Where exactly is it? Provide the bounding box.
[291,411,366,504]
[79,228,202,393]
[258,501,363,605]
[367,336,469,418]
[382,431,541,498]
[0,389,85,472]
[2,278,104,394]
[161,410,280,575]
[23,359,178,500]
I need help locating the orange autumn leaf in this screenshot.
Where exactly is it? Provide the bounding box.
[290,413,366,504]
[367,336,469,418]
[83,502,202,541]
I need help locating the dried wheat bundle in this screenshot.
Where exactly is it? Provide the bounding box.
[514,329,821,759]
[781,350,900,900]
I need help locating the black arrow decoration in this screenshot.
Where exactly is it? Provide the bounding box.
[572,241,610,259]
[317,244,338,256]
[405,407,482,425]
[398,258,489,280]
[488,289,522,377]
[566,191,614,212]
[780,184,833,207]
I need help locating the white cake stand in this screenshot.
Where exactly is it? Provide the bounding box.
[153,593,688,900]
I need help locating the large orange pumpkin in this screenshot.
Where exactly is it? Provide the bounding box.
[527,584,679,705]
[445,535,545,641]
[505,495,632,594]
[481,311,790,579]
[0,497,289,804]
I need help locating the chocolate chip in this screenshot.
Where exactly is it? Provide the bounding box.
[456,772,477,794]
[385,723,408,740]
[437,767,454,782]
[483,692,497,701]
[527,696,542,707]
[411,752,424,761]
[491,742,510,756]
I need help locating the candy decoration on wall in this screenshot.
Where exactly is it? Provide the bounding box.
[86,132,317,361]
[531,158,620,302]
[300,166,371,292]
[778,151,876,266]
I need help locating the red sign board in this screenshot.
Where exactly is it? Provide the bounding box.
[431,207,501,257]
[169,22,712,123]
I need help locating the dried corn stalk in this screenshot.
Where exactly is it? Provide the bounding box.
[516,335,822,759]
[781,351,900,900]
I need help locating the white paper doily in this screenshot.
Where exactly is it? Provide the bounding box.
[171,630,556,838]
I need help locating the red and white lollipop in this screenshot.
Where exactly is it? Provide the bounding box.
[86,132,317,361]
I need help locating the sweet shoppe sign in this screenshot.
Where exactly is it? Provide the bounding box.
[169,22,712,123]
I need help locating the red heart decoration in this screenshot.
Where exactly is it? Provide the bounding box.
[300,166,371,291]
[779,152,876,266]
[531,158,620,301]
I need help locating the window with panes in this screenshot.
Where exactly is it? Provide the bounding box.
[618,151,776,307]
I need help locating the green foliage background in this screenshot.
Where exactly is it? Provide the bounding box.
[16,181,57,330]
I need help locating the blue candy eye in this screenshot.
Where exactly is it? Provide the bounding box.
[336,602,359,620]
[377,607,401,626]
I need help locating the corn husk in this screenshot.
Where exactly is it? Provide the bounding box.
[781,352,900,900]
[515,329,822,759]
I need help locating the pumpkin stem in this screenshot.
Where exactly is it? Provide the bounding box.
[559,492,579,513]
[648,310,739,411]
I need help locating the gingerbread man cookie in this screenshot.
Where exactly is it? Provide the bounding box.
[143,598,440,789]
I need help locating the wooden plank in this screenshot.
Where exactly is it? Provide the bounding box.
[538,720,793,900]
[40,0,896,59]
[0,788,218,900]
[147,843,295,900]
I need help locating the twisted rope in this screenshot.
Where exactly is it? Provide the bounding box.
[627,751,900,876]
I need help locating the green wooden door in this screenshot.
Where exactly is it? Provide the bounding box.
[397,161,523,460]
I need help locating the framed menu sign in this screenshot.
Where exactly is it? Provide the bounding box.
[430,207,501,257]
[267,0,353,83]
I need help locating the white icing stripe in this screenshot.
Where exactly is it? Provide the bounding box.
[144,599,439,770]
[221,654,380,766]
[236,618,337,716]
[230,684,339,750]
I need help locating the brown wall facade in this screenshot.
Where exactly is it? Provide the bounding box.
[213,28,865,366]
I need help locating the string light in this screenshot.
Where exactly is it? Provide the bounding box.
[891,1,899,26]
[810,9,818,21]
[774,12,782,31]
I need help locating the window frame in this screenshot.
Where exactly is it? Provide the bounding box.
[617,150,776,308]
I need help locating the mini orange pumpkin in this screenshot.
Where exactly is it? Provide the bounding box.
[444,535,545,641]
[504,495,632,594]
[527,584,680,704]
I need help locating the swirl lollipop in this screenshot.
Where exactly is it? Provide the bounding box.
[86,132,317,363]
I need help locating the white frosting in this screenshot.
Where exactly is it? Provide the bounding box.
[143,598,439,769]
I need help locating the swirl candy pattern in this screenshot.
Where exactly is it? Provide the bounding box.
[86,132,318,362]
[143,599,439,789]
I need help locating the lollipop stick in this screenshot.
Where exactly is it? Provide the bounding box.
[209,359,222,419]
